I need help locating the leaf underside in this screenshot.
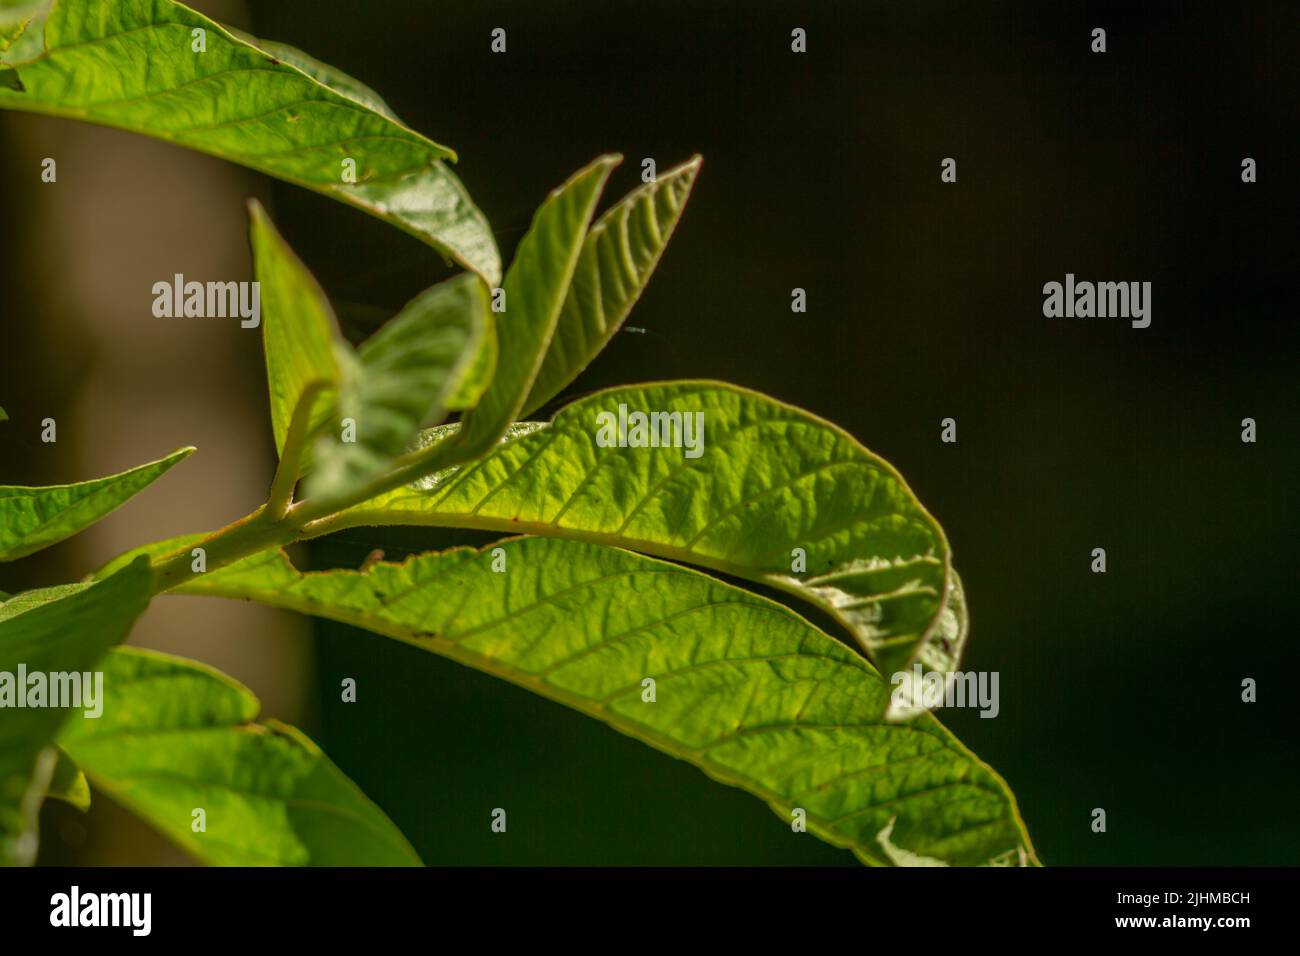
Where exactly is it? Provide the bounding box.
[522,157,701,417]
[453,155,619,459]
[306,273,490,501]
[337,382,962,686]
[169,536,1033,866]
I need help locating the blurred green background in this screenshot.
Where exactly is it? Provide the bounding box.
[4,0,1297,865]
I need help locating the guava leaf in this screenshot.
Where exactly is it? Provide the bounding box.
[0,557,153,865]
[334,383,960,686]
[453,155,619,458]
[44,749,89,811]
[442,313,498,413]
[306,273,490,502]
[0,447,192,561]
[523,157,701,416]
[57,647,421,866]
[249,200,339,458]
[224,28,401,122]
[90,532,209,582]
[0,2,39,55]
[0,0,500,284]
[166,536,1033,867]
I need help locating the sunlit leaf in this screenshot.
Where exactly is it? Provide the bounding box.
[453,155,618,458]
[336,382,961,686]
[58,647,421,866]
[0,447,192,561]
[167,537,1032,867]
[0,558,152,865]
[249,200,339,459]
[523,157,701,416]
[0,0,500,283]
[306,274,490,502]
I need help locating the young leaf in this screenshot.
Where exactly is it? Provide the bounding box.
[306,273,490,502]
[453,155,619,458]
[0,0,500,284]
[0,557,153,865]
[58,647,421,866]
[442,314,498,413]
[0,447,192,561]
[523,157,702,416]
[331,382,959,683]
[166,537,1034,867]
[249,200,340,459]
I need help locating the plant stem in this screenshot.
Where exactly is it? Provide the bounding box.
[149,429,467,594]
[266,380,328,519]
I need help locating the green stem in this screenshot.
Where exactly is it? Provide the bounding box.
[149,429,467,594]
[266,379,328,519]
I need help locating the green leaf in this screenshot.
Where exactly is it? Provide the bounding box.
[523,157,702,416]
[306,273,490,502]
[224,28,401,123]
[0,0,500,284]
[333,383,960,689]
[90,532,209,582]
[58,647,421,866]
[0,405,8,422]
[0,447,192,561]
[453,155,619,458]
[0,2,38,54]
[168,537,1033,866]
[249,200,339,459]
[45,749,89,811]
[0,558,153,865]
[0,0,43,64]
[442,313,498,413]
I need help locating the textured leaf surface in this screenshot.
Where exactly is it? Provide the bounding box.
[453,156,618,458]
[58,647,420,866]
[0,558,152,865]
[0,2,35,54]
[523,157,701,416]
[335,382,961,684]
[0,447,192,561]
[0,0,499,283]
[169,536,1032,866]
[306,274,489,502]
[249,200,339,457]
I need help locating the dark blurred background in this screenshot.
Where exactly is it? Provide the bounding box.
[3,0,1297,865]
